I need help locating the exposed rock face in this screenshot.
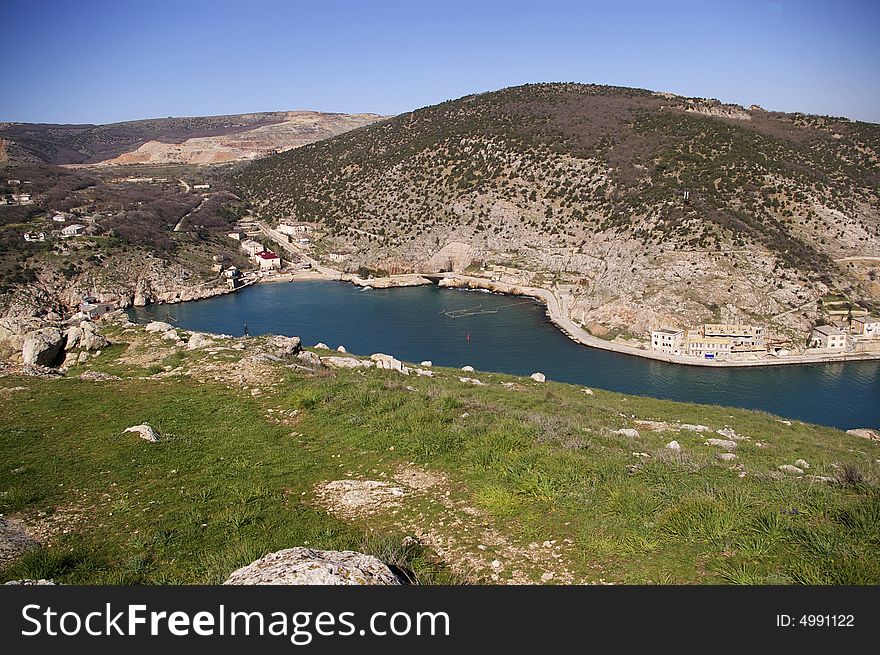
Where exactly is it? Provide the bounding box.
[264,335,302,358]
[124,424,161,443]
[21,327,64,366]
[223,548,404,586]
[64,322,109,351]
[0,317,45,351]
[530,372,546,382]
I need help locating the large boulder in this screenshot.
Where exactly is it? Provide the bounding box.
[296,351,323,367]
[323,356,373,369]
[0,317,45,351]
[223,548,404,585]
[264,335,302,358]
[21,327,64,366]
[371,353,409,374]
[186,333,214,350]
[145,321,174,333]
[65,322,109,351]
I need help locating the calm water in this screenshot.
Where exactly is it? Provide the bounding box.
[129,281,880,430]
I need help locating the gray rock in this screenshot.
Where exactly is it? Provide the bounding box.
[371,353,409,374]
[314,342,330,350]
[223,548,404,585]
[705,438,737,451]
[458,376,484,385]
[145,321,174,333]
[414,368,433,377]
[716,452,738,461]
[323,356,373,369]
[161,329,179,341]
[4,579,56,585]
[79,371,121,382]
[76,351,90,364]
[124,424,161,443]
[461,365,474,372]
[336,345,347,353]
[665,440,681,451]
[22,327,64,366]
[530,372,546,382]
[0,317,44,351]
[614,428,641,438]
[846,428,880,442]
[296,351,323,367]
[264,335,302,358]
[187,333,214,350]
[778,464,804,475]
[582,388,595,395]
[681,424,711,432]
[0,517,39,566]
[420,360,433,367]
[794,458,810,469]
[716,427,743,441]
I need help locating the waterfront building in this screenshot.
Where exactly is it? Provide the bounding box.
[686,333,733,360]
[851,316,880,339]
[702,323,765,347]
[651,328,685,354]
[809,325,848,350]
[241,239,264,257]
[256,251,282,271]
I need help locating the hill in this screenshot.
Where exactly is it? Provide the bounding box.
[0,111,385,166]
[1,316,878,584]
[232,83,880,342]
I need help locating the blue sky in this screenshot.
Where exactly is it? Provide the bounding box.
[2,0,878,124]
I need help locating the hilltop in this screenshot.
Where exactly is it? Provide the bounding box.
[232,83,880,343]
[1,314,878,584]
[0,111,385,166]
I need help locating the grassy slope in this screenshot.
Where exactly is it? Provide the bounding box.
[1,330,878,584]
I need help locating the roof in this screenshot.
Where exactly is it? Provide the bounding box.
[256,251,279,260]
[654,327,683,335]
[853,315,880,324]
[813,325,844,336]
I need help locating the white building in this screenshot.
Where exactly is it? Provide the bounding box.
[277,222,312,236]
[193,183,210,190]
[256,251,281,271]
[809,325,848,350]
[651,328,684,354]
[686,333,733,360]
[241,239,264,257]
[23,232,46,242]
[61,224,86,237]
[852,316,880,339]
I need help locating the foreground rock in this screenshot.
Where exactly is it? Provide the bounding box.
[22,327,64,366]
[64,322,109,351]
[145,321,174,333]
[4,579,56,585]
[264,335,302,358]
[0,517,40,566]
[846,428,880,442]
[223,548,404,585]
[323,356,373,369]
[530,372,546,382]
[124,424,161,443]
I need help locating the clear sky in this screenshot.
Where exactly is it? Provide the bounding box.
[2,0,878,124]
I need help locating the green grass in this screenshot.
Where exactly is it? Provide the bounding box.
[1,354,879,585]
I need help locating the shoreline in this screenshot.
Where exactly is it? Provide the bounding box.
[163,219,880,370]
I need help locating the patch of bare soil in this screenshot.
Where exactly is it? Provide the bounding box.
[0,517,39,566]
[314,465,583,584]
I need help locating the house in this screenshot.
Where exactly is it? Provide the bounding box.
[277,222,312,236]
[809,325,848,350]
[685,333,733,360]
[23,232,46,242]
[328,252,349,262]
[79,301,114,319]
[61,224,86,237]
[255,251,281,271]
[651,328,684,354]
[240,239,264,257]
[702,323,765,348]
[12,193,33,205]
[52,214,67,222]
[851,316,880,339]
[227,231,245,241]
[193,183,210,190]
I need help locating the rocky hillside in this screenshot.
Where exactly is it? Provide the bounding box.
[232,83,880,339]
[0,111,385,166]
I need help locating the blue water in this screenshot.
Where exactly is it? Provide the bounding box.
[129,281,880,430]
